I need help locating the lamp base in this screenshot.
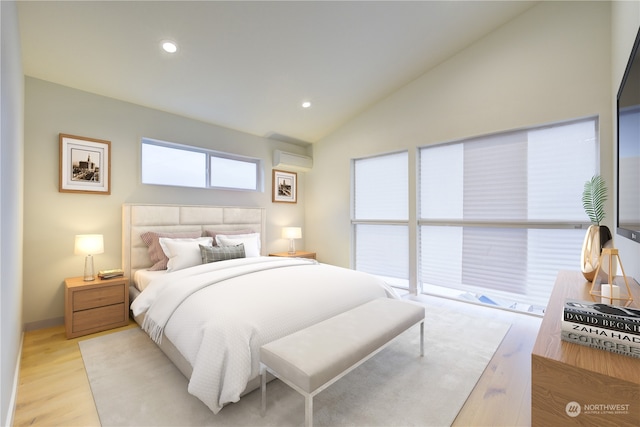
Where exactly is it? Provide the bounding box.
[288,239,296,255]
[83,254,95,281]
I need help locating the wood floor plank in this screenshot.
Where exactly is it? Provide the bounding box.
[14,321,136,427]
[13,300,540,426]
[418,295,542,427]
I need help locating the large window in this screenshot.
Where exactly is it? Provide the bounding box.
[419,118,598,309]
[141,138,262,191]
[352,151,409,288]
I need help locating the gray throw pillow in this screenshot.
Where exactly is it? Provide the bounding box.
[200,243,245,263]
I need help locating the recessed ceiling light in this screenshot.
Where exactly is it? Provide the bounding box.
[162,41,178,53]
[301,101,311,109]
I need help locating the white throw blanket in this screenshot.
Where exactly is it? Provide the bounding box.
[131,257,398,413]
[136,257,313,343]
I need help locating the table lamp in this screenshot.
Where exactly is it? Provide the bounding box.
[282,227,302,255]
[75,234,104,281]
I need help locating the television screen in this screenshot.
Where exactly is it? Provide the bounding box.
[617,26,640,244]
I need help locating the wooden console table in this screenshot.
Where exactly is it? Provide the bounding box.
[531,271,640,426]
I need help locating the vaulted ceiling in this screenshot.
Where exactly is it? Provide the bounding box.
[17,1,536,144]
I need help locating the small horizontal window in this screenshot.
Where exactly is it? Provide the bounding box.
[142,142,207,188]
[141,138,262,191]
[210,155,257,191]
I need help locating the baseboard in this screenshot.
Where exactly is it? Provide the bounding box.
[4,331,23,427]
[23,316,64,332]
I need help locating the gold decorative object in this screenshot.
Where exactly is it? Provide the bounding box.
[580,225,611,281]
[589,248,634,307]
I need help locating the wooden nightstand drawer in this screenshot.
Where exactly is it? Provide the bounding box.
[65,276,130,339]
[72,303,127,334]
[73,284,125,311]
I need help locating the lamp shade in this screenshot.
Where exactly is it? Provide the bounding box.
[74,234,104,255]
[282,227,302,239]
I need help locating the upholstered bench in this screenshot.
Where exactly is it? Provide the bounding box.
[259,297,425,427]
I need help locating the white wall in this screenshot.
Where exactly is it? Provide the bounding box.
[23,78,310,327]
[1,1,24,425]
[308,2,618,280]
[612,0,640,281]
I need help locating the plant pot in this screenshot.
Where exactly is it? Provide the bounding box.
[580,225,612,281]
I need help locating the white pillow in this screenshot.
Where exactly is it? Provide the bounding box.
[216,233,261,257]
[159,237,213,272]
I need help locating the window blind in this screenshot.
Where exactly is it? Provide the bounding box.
[355,224,409,286]
[354,151,408,220]
[353,151,409,288]
[419,118,598,307]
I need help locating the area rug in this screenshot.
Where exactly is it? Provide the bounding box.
[79,305,510,426]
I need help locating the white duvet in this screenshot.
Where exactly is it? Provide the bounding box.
[130,256,398,413]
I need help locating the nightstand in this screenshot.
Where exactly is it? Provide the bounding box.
[269,251,316,259]
[64,275,130,339]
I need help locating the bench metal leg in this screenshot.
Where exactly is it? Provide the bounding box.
[420,321,424,357]
[305,394,313,427]
[260,365,267,416]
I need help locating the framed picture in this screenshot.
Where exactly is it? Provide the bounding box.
[59,134,111,194]
[272,169,297,203]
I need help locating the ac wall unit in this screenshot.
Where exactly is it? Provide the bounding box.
[273,150,313,172]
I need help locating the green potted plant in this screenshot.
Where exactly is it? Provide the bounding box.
[580,175,611,281]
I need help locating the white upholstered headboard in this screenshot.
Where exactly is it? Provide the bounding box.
[122,204,267,281]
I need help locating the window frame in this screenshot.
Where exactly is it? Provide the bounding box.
[141,137,263,192]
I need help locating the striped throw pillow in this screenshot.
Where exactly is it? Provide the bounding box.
[140,231,202,270]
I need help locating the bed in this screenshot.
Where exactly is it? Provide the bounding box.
[123,204,398,414]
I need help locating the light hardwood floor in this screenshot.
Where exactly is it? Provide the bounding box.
[13,296,541,426]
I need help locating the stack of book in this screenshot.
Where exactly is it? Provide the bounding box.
[98,269,124,279]
[561,298,640,359]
